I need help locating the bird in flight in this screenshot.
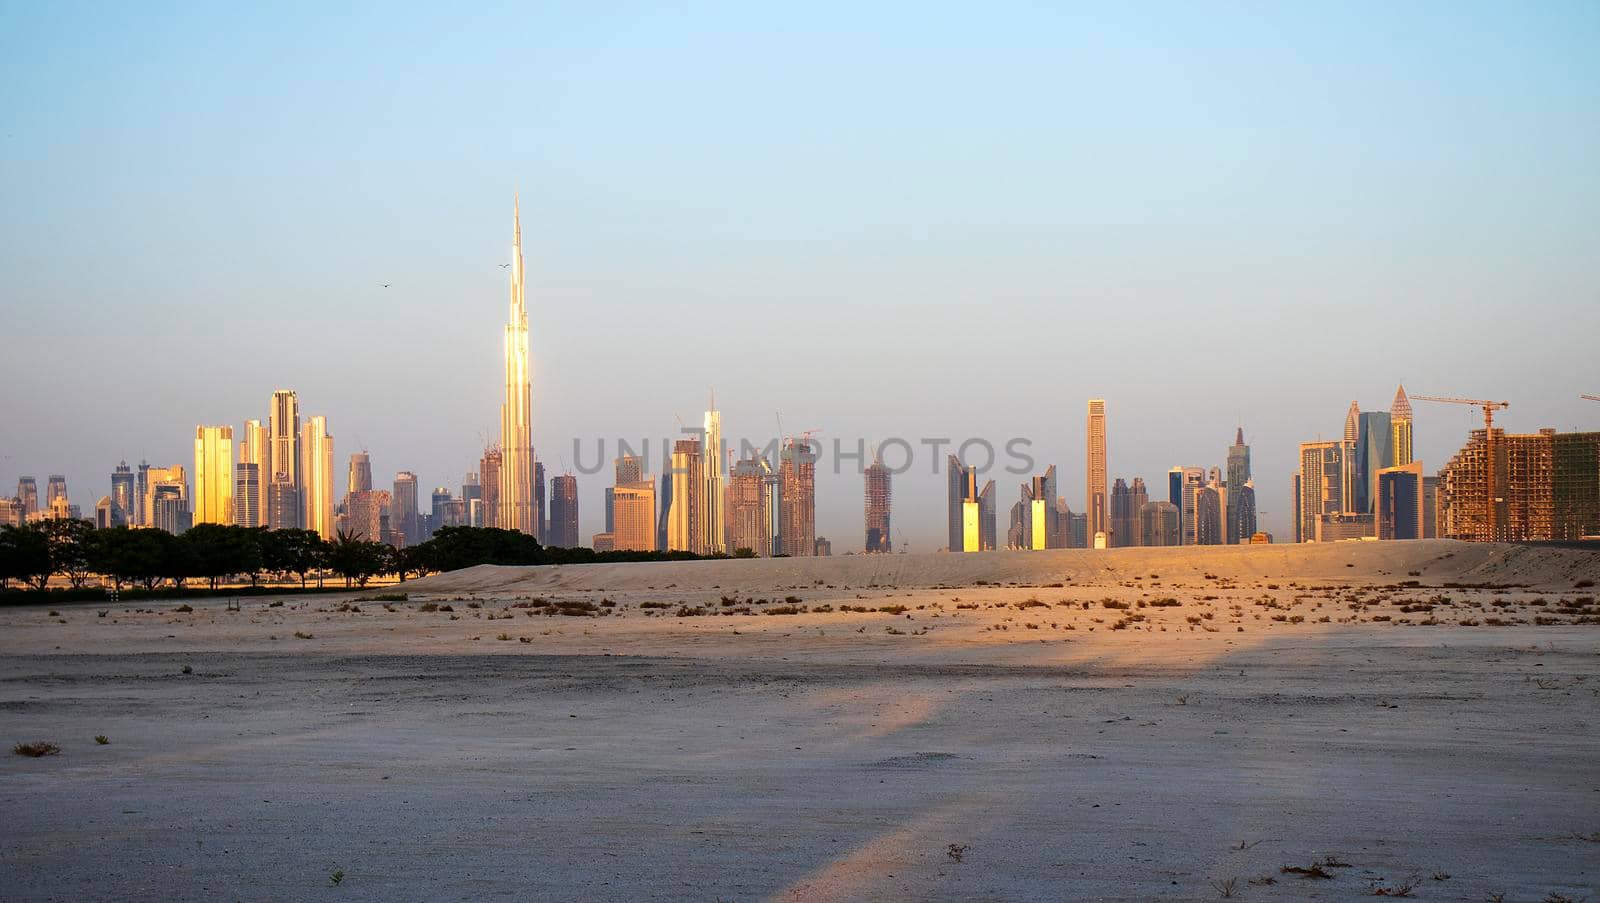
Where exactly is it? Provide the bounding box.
[499,263,511,268]
[379,283,391,288]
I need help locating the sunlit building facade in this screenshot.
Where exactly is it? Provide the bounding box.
[1391,385,1414,466]
[612,481,656,552]
[238,419,269,528]
[667,438,702,553]
[299,415,334,538]
[947,454,996,552]
[699,398,726,554]
[498,197,538,536]
[193,425,234,526]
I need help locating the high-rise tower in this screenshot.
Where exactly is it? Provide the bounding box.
[864,456,891,553]
[268,390,299,529]
[193,425,235,526]
[499,196,537,535]
[239,419,269,528]
[1391,384,1414,466]
[1086,399,1108,545]
[299,415,334,538]
[110,461,135,526]
[1225,428,1256,543]
[699,393,726,554]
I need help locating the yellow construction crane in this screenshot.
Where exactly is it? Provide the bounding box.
[1413,395,1510,541]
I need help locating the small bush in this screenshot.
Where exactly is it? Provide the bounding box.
[293,631,314,639]
[13,741,60,757]
[94,735,109,745]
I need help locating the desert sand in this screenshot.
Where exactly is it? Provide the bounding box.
[1,540,1596,901]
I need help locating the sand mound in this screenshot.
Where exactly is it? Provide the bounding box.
[405,539,1599,596]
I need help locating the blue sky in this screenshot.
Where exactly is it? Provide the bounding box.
[2,1,1598,547]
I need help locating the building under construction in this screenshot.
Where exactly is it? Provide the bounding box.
[863,460,891,553]
[1438,429,1600,541]
[779,438,817,557]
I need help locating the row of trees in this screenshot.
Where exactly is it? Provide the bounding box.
[0,522,706,594]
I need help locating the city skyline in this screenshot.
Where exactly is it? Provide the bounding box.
[4,5,1599,549]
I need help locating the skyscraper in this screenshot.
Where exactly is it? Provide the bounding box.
[1355,410,1394,515]
[238,419,269,528]
[1192,480,1226,545]
[110,461,135,527]
[1377,461,1425,540]
[461,472,483,527]
[1342,400,1361,512]
[1138,501,1181,547]
[1390,385,1414,466]
[193,425,234,526]
[1108,476,1146,548]
[534,460,547,542]
[1297,440,1349,542]
[348,452,372,494]
[298,415,334,538]
[392,471,419,546]
[268,390,299,529]
[498,197,537,536]
[478,449,500,529]
[863,457,891,553]
[727,455,775,556]
[95,496,116,529]
[1086,399,1107,546]
[16,476,38,517]
[699,395,726,554]
[547,474,579,548]
[612,481,657,552]
[144,465,189,534]
[947,454,996,552]
[667,439,702,553]
[46,475,68,510]
[1225,429,1255,544]
[779,437,816,557]
[234,462,260,528]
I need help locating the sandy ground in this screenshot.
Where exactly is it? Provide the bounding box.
[1,540,1597,901]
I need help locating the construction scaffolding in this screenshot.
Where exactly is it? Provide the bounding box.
[1437,429,1570,542]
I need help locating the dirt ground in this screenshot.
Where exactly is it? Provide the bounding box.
[2,540,1596,901]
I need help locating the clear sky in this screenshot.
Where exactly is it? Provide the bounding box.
[3,2,1598,548]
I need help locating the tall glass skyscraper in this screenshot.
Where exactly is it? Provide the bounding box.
[498,197,537,535]
[193,425,235,525]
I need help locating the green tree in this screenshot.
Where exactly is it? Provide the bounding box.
[182,524,263,590]
[324,529,388,588]
[262,528,324,589]
[0,525,52,591]
[39,518,95,588]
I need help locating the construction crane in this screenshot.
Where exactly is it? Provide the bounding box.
[1413,395,1510,541]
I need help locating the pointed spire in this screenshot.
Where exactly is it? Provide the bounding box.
[1234,427,1245,446]
[1344,401,1360,442]
[1391,384,1413,420]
